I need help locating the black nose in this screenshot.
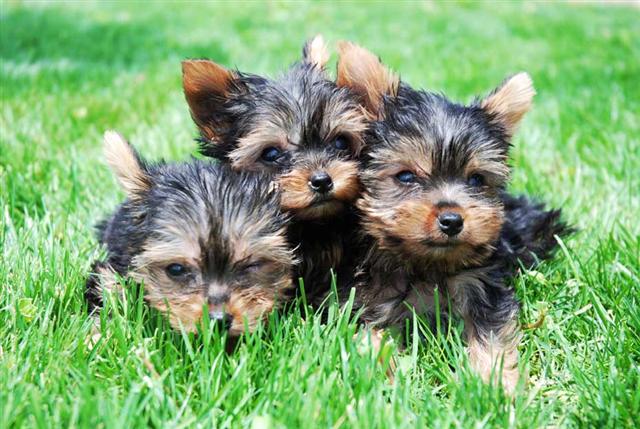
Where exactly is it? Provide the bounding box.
[209,311,232,330]
[309,171,333,193]
[437,212,464,236]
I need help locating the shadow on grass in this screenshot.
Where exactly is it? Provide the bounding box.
[0,6,235,227]
[0,6,231,68]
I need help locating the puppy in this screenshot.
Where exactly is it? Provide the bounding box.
[181,36,368,302]
[335,43,571,393]
[86,131,295,336]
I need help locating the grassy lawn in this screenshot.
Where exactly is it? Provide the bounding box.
[1,1,638,427]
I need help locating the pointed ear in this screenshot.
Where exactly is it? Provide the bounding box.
[103,130,151,197]
[480,72,535,138]
[302,34,330,69]
[336,41,399,118]
[182,59,238,141]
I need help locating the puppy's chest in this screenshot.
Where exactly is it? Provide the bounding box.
[295,227,344,270]
[404,280,442,315]
[366,268,463,324]
[288,219,357,297]
[405,273,473,313]
[292,213,358,262]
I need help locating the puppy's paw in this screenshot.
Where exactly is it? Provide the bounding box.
[85,320,103,350]
[354,328,397,383]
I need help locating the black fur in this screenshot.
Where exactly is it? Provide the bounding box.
[499,193,574,271]
[331,73,572,390]
[85,148,295,336]
[184,42,366,304]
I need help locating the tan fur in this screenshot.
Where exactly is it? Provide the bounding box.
[326,160,361,203]
[182,59,235,100]
[304,34,330,69]
[94,263,122,297]
[85,264,122,348]
[103,131,150,197]
[134,225,293,278]
[228,103,367,172]
[227,283,290,335]
[279,169,317,212]
[182,59,237,141]
[464,156,510,184]
[481,72,535,138]
[355,328,397,383]
[229,127,290,171]
[240,232,294,267]
[336,41,399,117]
[279,160,361,219]
[126,221,293,336]
[372,147,433,179]
[151,292,206,332]
[295,200,346,220]
[445,273,521,394]
[134,241,201,270]
[359,180,503,269]
[466,319,521,394]
[320,103,368,156]
[86,319,103,349]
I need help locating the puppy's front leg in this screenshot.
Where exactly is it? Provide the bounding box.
[465,317,520,394]
[451,272,522,394]
[84,261,121,348]
[354,327,397,383]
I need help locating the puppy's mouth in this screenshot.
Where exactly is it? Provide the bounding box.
[421,239,460,249]
[310,193,340,206]
[296,199,344,220]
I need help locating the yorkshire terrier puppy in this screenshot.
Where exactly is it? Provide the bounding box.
[181,36,368,301]
[335,43,571,393]
[85,131,295,336]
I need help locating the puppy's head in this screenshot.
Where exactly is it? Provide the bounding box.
[336,44,535,269]
[103,131,294,335]
[182,36,366,220]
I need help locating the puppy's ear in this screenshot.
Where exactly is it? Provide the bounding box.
[336,41,399,118]
[182,59,238,142]
[480,72,535,138]
[302,34,330,69]
[103,130,151,197]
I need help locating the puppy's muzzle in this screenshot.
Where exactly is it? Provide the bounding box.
[308,171,333,194]
[437,212,464,236]
[208,310,232,330]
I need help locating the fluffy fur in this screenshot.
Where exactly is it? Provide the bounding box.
[86,131,295,336]
[335,43,572,393]
[181,36,366,301]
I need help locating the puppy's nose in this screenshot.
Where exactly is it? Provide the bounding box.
[208,310,232,330]
[309,171,333,194]
[437,212,463,236]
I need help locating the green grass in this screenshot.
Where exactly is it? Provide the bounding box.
[1,1,639,427]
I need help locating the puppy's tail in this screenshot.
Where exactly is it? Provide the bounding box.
[497,193,574,272]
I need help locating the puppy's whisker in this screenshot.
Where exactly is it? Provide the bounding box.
[86,131,294,338]
[181,36,366,302]
[332,42,571,394]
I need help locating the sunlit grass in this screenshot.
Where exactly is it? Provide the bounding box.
[1,1,638,427]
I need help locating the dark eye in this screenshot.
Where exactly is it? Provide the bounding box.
[244,260,265,273]
[333,135,350,151]
[468,173,485,187]
[166,263,188,278]
[260,147,282,163]
[395,170,417,184]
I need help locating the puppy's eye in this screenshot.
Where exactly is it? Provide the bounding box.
[333,135,350,151]
[468,173,485,187]
[261,147,282,163]
[395,170,417,184]
[166,263,188,278]
[244,260,265,273]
